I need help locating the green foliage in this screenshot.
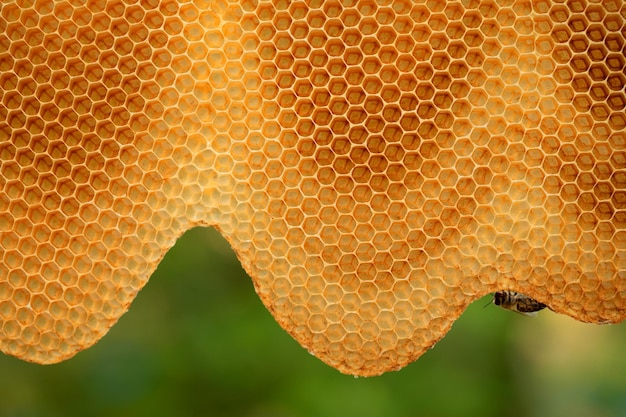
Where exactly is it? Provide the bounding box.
[0,228,624,417]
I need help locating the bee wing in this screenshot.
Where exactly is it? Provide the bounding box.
[514,309,539,317]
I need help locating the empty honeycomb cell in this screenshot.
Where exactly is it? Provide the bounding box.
[0,0,625,377]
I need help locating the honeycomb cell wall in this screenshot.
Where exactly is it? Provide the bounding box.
[0,0,625,375]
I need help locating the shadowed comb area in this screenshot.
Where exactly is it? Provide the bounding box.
[1,0,625,376]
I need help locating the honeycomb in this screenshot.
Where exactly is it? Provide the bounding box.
[0,0,625,376]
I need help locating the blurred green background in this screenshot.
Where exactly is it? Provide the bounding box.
[1,227,625,417]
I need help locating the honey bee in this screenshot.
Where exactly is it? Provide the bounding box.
[491,291,547,317]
